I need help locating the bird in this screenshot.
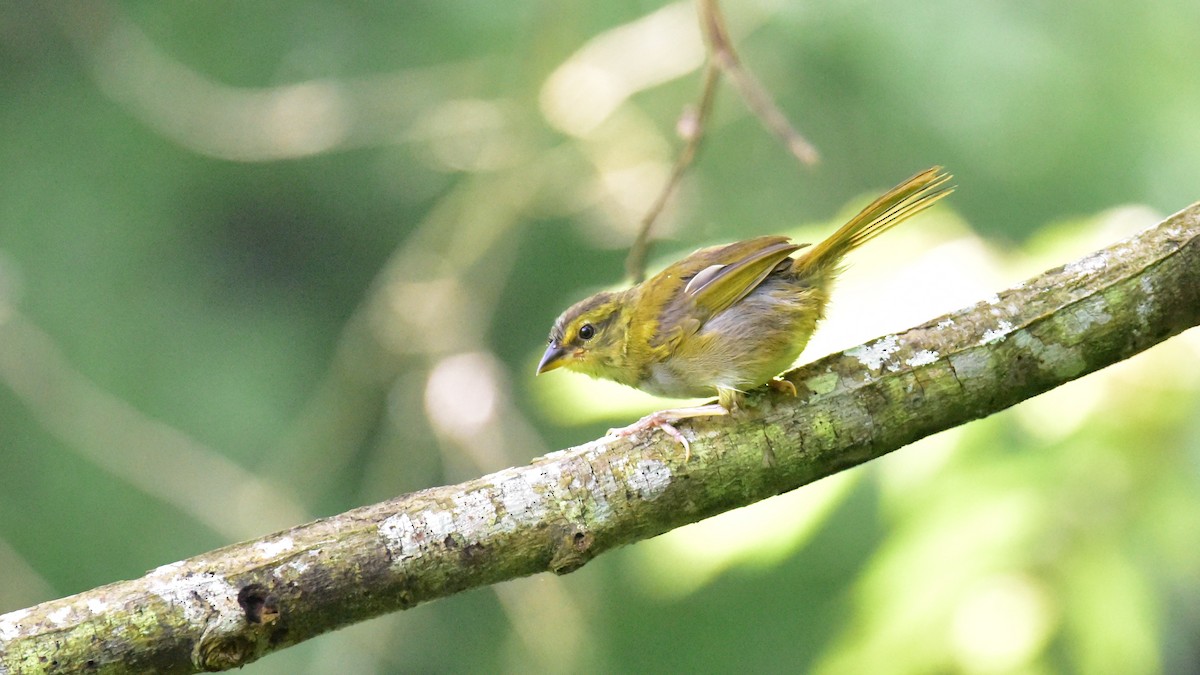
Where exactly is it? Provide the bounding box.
[537,167,953,459]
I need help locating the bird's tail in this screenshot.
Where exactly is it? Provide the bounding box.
[791,167,953,279]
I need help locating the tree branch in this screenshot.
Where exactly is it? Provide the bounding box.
[2,203,1198,673]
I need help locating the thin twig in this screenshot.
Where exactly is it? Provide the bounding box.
[624,0,820,283]
[701,0,820,167]
[624,60,721,283]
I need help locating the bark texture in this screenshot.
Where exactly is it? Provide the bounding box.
[2,203,1198,674]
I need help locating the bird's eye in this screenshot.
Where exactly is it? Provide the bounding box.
[578,323,595,340]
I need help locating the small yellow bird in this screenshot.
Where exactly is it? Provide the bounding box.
[538,167,952,457]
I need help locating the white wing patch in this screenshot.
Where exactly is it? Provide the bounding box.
[684,264,726,295]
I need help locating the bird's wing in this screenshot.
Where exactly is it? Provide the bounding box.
[681,237,803,318]
[644,236,805,349]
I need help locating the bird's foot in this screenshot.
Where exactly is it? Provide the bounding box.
[609,413,691,462]
[607,404,730,463]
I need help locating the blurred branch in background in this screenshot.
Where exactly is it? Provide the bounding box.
[264,170,544,498]
[2,202,1196,673]
[47,1,487,162]
[0,313,308,540]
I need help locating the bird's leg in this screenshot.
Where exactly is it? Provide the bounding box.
[607,403,730,463]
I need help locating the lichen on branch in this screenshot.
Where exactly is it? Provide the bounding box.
[1,203,1198,673]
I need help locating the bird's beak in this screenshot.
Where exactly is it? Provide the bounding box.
[537,343,568,374]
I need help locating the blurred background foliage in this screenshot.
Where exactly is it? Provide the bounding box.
[1,1,1199,672]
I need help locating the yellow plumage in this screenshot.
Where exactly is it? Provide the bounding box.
[538,167,953,418]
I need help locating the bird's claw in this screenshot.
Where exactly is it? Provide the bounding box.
[768,378,797,397]
[607,412,692,462]
[607,403,729,461]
